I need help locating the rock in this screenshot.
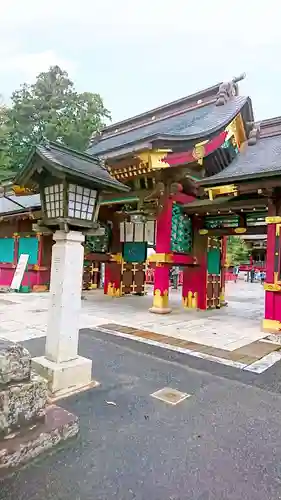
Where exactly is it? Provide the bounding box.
[0,341,79,472]
[0,373,47,435]
[0,405,79,472]
[0,339,31,385]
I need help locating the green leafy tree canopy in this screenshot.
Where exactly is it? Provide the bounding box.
[0,101,12,181]
[226,236,250,266]
[0,65,110,179]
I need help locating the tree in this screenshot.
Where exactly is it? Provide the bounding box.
[1,65,110,178]
[0,101,13,181]
[226,236,250,266]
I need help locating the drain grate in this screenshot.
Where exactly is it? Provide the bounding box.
[151,387,191,406]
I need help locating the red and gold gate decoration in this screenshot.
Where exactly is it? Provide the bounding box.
[83,261,101,290]
[206,237,221,309]
[121,261,146,295]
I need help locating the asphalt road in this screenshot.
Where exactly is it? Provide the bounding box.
[1,329,281,500]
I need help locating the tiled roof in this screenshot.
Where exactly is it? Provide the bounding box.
[15,142,129,192]
[36,142,128,191]
[0,194,40,215]
[100,81,222,138]
[200,134,281,186]
[88,96,249,157]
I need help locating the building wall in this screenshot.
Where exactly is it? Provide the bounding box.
[0,217,52,290]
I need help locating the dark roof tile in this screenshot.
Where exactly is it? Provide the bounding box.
[200,135,281,186]
[36,142,128,191]
[88,96,249,157]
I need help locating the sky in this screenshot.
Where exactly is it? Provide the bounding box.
[1,0,281,124]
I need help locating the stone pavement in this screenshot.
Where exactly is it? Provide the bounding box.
[0,281,280,372]
[2,329,281,500]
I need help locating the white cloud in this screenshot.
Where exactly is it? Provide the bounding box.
[0,50,76,82]
[1,0,281,42]
[1,0,281,120]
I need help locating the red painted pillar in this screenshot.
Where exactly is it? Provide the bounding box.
[182,221,208,310]
[149,197,173,314]
[263,215,281,332]
[104,258,122,297]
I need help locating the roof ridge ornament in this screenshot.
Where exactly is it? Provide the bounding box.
[248,122,260,146]
[41,136,51,150]
[215,73,246,106]
[89,131,102,146]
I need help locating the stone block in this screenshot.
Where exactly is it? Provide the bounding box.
[0,405,79,473]
[0,373,47,435]
[32,355,93,399]
[0,339,31,385]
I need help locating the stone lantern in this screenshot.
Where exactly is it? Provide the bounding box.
[14,140,129,399]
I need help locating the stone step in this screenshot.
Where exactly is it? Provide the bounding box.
[0,373,47,435]
[0,405,79,473]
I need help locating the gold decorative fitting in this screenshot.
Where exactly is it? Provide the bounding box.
[147,253,173,264]
[199,229,208,235]
[192,140,208,165]
[205,184,238,199]
[264,283,281,292]
[153,289,169,309]
[110,253,123,264]
[183,291,198,309]
[107,282,122,297]
[265,216,281,224]
[234,227,247,234]
[12,185,33,195]
[262,318,281,332]
[137,149,171,170]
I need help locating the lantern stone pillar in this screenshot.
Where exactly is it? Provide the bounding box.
[32,230,94,399]
[13,141,128,399]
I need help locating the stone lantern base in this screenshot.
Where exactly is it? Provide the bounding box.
[32,355,97,402]
[0,340,79,474]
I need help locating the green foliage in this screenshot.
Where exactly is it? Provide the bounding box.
[0,102,13,181]
[226,236,250,266]
[0,65,110,179]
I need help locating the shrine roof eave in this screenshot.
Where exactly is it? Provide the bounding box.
[199,168,281,188]
[88,96,251,159]
[14,141,129,193]
[183,196,267,215]
[199,134,281,188]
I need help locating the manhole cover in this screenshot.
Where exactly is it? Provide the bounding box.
[151,387,191,405]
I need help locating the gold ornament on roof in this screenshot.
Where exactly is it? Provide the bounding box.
[192,140,208,165]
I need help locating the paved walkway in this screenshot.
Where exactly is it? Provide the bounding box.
[0,281,280,372]
[2,329,281,499]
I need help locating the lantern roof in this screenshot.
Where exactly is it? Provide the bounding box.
[14,140,130,192]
